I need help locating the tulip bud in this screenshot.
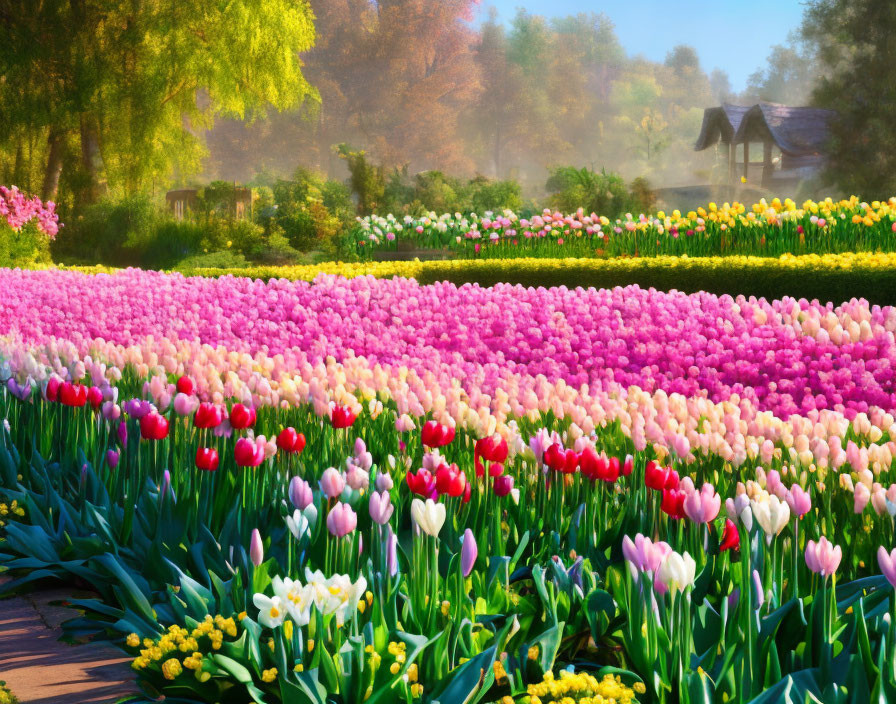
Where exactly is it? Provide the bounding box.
[461,528,477,577]
[250,528,264,567]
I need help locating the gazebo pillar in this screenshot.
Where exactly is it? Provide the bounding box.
[763,140,773,187]
[743,141,750,182]
[728,142,736,185]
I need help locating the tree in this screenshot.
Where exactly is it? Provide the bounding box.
[743,42,818,105]
[0,0,318,206]
[709,69,733,103]
[801,0,896,194]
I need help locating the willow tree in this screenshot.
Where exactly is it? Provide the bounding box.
[0,0,317,205]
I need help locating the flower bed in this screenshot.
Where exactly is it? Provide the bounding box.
[1,268,896,702]
[348,196,896,259]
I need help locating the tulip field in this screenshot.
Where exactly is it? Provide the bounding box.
[3,265,896,704]
[351,196,896,259]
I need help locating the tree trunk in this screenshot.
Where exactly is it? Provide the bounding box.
[79,113,107,204]
[10,143,24,187]
[42,130,66,202]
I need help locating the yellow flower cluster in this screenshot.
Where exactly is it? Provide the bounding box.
[58,250,893,285]
[526,671,639,704]
[128,614,239,678]
[0,681,18,704]
[387,639,407,675]
[0,499,25,528]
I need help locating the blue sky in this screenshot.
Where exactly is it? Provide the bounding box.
[477,0,807,91]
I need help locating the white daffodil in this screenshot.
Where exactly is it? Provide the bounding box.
[253,592,286,628]
[285,509,310,541]
[411,498,446,537]
[303,569,368,625]
[271,576,313,626]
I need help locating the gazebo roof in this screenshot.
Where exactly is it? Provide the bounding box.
[695,102,835,157]
[694,103,751,150]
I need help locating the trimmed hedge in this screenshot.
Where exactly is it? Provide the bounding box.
[43,252,896,305]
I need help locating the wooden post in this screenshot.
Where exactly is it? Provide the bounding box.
[763,140,773,187]
[743,141,750,183]
[728,141,736,185]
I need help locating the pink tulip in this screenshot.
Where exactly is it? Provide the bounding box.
[683,483,721,523]
[785,485,812,518]
[249,528,264,566]
[319,467,346,499]
[805,536,842,578]
[327,502,358,537]
[878,546,896,589]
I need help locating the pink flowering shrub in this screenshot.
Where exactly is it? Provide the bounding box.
[0,186,60,267]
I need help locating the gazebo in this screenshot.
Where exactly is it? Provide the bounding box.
[695,102,834,187]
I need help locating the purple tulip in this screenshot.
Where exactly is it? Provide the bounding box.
[369,490,394,525]
[375,471,394,492]
[386,526,398,576]
[250,528,264,566]
[106,448,120,469]
[289,477,313,510]
[117,420,128,446]
[461,528,477,577]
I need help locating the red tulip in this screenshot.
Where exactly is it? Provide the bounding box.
[86,386,103,410]
[277,427,306,454]
[176,376,194,395]
[644,460,667,490]
[579,447,599,479]
[45,377,61,402]
[234,437,264,467]
[435,463,467,497]
[140,412,170,440]
[494,474,514,497]
[331,405,357,429]
[421,420,456,448]
[488,461,503,478]
[462,481,472,504]
[406,469,435,497]
[195,447,219,472]
[230,403,256,430]
[474,456,485,478]
[661,488,686,519]
[59,382,87,407]
[622,455,634,477]
[664,470,680,491]
[720,519,740,552]
[194,403,225,429]
[598,456,620,483]
[475,434,508,464]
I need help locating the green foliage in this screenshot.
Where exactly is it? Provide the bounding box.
[0,0,318,207]
[335,144,385,215]
[53,195,300,268]
[803,0,896,195]
[0,222,53,268]
[545,167,636,218]
[176,250,251,270]
[269,168,353,254]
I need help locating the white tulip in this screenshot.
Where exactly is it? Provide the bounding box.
[752,495,790,544]
[285,509,310,540]
[411,498,446,537]
[656,550,696,594]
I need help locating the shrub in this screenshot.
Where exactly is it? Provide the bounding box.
[545,167,634,218]
[0,221,52,267]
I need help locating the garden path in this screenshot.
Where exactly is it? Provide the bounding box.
[0,576,140,703]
